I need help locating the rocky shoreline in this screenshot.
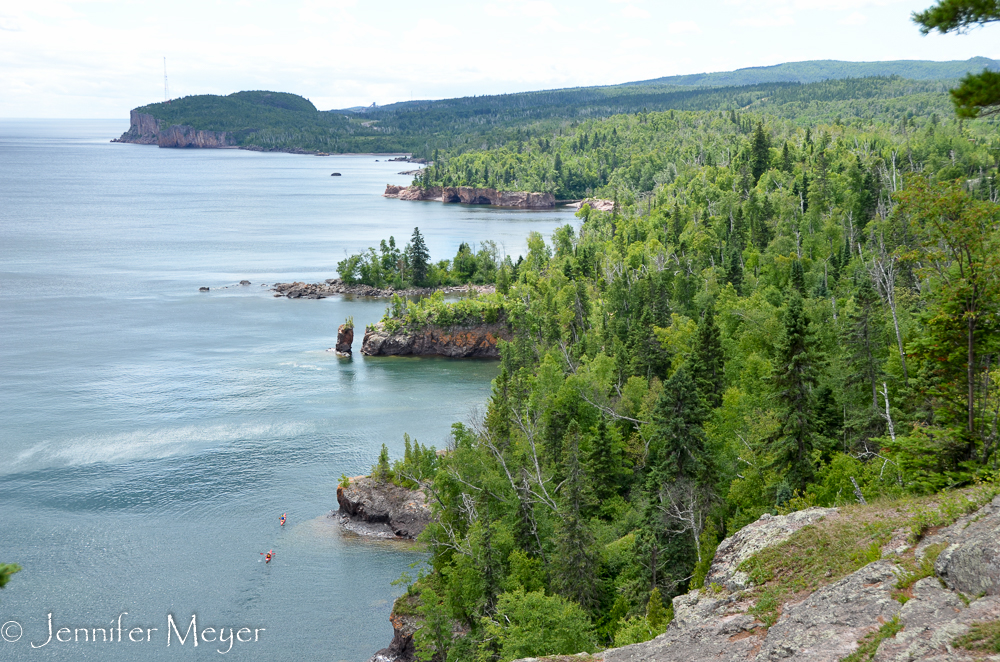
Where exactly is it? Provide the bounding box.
[271,279,496,300]
[335,475,431,540]
[384,184,556,209]
[361,320,510,358]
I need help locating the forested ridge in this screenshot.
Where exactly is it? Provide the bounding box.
[136,75,971,158]
[369,98,1000,661]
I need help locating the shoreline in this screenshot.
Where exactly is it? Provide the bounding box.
[271,279,496,300]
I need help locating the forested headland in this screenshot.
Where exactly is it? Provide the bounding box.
[125,58,994,158]
[365,86,1000,661]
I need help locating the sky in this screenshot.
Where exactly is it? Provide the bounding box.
[1,0,998,118]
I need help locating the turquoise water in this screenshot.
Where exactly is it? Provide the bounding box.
[0,120,577,661]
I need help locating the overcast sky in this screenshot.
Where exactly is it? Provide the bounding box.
[1,0,998,118]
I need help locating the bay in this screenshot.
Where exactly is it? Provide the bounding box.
[0,120,577,660]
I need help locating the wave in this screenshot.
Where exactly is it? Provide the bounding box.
[6,420,313,474]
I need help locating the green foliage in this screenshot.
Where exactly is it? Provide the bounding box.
[381,291,507,334]
[478,589,594,662]
[953,620,1000,653]
[895,542,947,590]
[339,473,351,489]
[840,615,903,662]
[0,563,20,591]
[366,76,1000,661]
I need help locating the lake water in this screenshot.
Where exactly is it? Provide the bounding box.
[0,120,577,661]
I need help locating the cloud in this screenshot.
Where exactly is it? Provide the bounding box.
[839,11,867,24]
[733,14,795,26]
[484,1,558,17]
[668,21,701,34]
[0,16,21,31]
[621,4,650,18]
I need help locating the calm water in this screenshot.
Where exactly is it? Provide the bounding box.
[0,120,577,661]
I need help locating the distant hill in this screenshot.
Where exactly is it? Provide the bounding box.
[628,57,1000,87]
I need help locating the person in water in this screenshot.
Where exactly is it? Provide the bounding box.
[279,513,286,526]
[261,550,273,564]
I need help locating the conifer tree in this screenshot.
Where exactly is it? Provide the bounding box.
[552,421,601,610]
[691,305,725,410]
[725,249,743,294]
[586,417,620,504]
[750,122,771,184]
[650,366,711,484]
[771,293,818,490]
[407,227,430,286]
[790,260,806,295]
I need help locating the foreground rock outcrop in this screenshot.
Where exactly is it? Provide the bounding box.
[384,184,555,209]
[336,476,431,540]
[601,495,1000,662]
[361,320,510,358]
[112,111,235,148]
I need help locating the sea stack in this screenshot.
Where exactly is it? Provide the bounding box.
[335,321,354,356]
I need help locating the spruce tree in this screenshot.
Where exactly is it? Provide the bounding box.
[790,260,806,295]
[407,227,430,286]
[691,305,725,410]
[771,293,818,491]
[750,122,771,184]
[650,366,711,484]
[725,249,743,294]
[552,421,601,610]
[586,417,620,505]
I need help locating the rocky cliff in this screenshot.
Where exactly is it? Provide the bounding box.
[361,320,510,358]
[598,493,1000,662]
[112,110,234,148]
[112,110,162,145]
[336,475,431,540]
[384,184,555,209]
[156,124,235,148]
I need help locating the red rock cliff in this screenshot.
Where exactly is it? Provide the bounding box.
[383,184,554,209]
[361,320,510,358]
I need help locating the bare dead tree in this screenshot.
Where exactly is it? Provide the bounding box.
[863,231,909,381]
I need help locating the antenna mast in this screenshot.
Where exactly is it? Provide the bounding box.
[163,57,169,102]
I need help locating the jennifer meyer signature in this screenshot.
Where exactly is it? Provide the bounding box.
[2,613,265,654]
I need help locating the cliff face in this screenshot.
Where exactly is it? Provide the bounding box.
[112,111,162,145]
[384,184,555,209]
[157,124,235,148]
[113,111,235,148]
[361,321,510,358]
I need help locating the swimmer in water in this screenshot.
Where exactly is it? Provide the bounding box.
[280,513,286,526]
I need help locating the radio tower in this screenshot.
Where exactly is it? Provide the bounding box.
[163,57,169,102]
